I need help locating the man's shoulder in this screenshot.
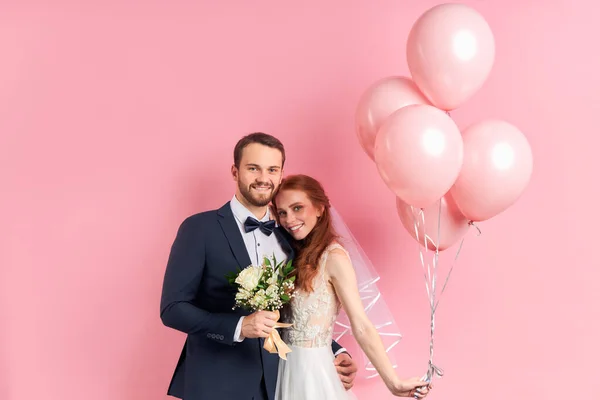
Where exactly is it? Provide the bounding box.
[186,209,218,220]
[181,206,225,224]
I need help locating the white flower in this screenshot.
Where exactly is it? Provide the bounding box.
[252,289,267,308]
[235,266,263,291]
[267,274,278,285]
[266,285,279,297]
[236,288,251,301]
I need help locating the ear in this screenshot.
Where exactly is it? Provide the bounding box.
[317,204,325,218]
[231,165,238,180]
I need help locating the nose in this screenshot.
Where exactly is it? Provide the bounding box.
[285,214,297,226]
[255,173,270,186]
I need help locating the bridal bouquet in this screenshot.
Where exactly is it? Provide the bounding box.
[226,256,295,359]
[226,255,296,311]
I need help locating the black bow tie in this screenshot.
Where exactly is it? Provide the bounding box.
[244,217,276,236]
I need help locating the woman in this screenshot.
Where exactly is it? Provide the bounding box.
[272,174,431,399]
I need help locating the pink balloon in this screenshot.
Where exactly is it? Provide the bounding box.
[374,104,463,208]
[355,76,431,160]
[449,120,533,221]
[396,194,469,251]
[407,4,495,111]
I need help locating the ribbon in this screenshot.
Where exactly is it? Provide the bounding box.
[409,201,479,396]
[413,201,443,390]
[263,310,293,360]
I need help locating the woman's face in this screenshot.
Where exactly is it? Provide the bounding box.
[275,189,322,240]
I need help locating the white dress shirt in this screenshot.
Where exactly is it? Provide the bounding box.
[230,194,287,342]
[230,194,288,267]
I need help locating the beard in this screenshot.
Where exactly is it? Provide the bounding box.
[238,180,275,207]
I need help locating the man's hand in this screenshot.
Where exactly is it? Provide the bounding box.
[241,310,277,339]
[334,353,358,390]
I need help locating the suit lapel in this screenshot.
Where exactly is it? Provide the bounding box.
[217,202,252,268]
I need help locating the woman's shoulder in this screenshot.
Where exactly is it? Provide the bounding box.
[326,240,346,251]
[323,241,350,262]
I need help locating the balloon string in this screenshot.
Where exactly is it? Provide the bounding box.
[410,199,482,390]
[433,221,480,312]
[418,201,443,387]
[431,221,480,311]
[411,206,431,301]
[469,220,482,236]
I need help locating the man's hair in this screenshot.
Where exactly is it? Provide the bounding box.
[233,132,286,168]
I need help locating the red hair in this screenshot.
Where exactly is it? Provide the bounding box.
[272,174,338,292]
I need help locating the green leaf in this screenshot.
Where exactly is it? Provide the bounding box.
[225,271,240,286]
[264,257,271,267]
[283,260,293,273]
[281,294,290,302]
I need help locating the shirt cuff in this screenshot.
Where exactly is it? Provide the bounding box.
[233,316,245,342]
[334,347,348,357]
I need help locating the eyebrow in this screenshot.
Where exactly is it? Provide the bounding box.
[277,201,302,211]
[245,163,281,169]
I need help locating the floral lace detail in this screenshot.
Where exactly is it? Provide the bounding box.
[282,243,348,348]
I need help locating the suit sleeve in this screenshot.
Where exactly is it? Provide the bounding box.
[331,339,347,355]
[160,216,239,346]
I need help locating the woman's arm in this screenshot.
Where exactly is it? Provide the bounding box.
[326,248,429,397]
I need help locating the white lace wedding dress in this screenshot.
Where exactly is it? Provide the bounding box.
[275,243,357,400]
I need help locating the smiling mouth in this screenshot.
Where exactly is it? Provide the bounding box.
[287,223,304,232]
[251,185,272,192]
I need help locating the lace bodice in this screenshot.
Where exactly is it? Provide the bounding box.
[282,243,348,348]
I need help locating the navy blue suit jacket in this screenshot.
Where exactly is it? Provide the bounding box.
[160,202,343,399]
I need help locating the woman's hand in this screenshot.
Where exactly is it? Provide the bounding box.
[388,377,431,398]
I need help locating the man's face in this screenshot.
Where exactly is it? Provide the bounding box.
[232,143,284,207]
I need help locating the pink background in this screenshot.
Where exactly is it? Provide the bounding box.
[2,1,598,399]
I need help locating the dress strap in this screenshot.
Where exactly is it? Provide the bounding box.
[318,243,350,282]
[324,243,349,259]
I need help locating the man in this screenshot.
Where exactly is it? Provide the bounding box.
[160,132,358,399]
